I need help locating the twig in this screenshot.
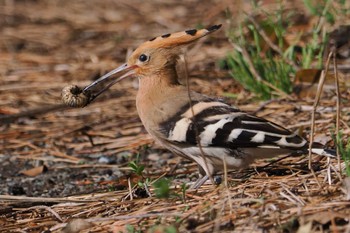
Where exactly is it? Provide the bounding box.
[252,99,278,115]
[0,104,67,124]
[223,154,228,188]
[280,191,299,206]
[87,212,182,222]
[329,163,343,182]
[327,157,332,185]
[333,47,342,177]
[183,55,214,186]
[308,51,333,188]
[128,177,133,201]
[286,119,332,129]
[281,185,306,206]
[231,42,263,82]
[0,195,92,203]
[26,205,63,222]
[144,183,152,197]
[0,91,124,125]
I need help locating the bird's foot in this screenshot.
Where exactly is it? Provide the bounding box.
[189,175,222,189]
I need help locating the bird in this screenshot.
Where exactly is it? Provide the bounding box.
[64,24,335,189]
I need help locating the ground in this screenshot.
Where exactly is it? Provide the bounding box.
[0,0,350,232]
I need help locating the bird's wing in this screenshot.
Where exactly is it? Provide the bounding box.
[159,99,307,150]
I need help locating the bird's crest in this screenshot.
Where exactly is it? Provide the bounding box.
[137,24,222,50]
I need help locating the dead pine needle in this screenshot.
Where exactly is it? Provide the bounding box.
[332,47,342,177]
[128,177,133,201]
[25,205,63,222]
[308,50,333,188]
[223,154,228,188]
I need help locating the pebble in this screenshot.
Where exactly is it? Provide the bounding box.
[98,156,110,164]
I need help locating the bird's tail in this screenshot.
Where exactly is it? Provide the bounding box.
[308,142,336,158]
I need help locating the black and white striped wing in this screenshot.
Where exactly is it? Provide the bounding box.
[160,100,307,151]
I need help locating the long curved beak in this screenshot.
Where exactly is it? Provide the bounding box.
[83,63,136,103]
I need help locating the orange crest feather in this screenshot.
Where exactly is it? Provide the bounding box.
[138,24,222,50]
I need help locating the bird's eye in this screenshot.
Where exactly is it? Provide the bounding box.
[139,54,149,62]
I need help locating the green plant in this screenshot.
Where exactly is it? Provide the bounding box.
[303,0,350,24]
[148,225,177,233]
[128,154,145,177]
[153,178,171,198]
[128,154,150,196]
[128,156,188,200]
[224,0,349,100]
[335,131,350,176]
[125,224,142,233]
[107,185,117,192]
[225,5,296,99]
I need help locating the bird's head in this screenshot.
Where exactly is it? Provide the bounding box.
[82,25,221,101]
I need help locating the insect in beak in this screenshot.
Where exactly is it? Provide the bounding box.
[83,63,137,100]
[61,63,137,108]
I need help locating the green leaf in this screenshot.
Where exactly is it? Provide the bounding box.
[153,178,171,198]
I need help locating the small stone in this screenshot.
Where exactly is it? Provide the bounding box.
[8,184,26,196]
[148,153,160,161]
[98,156,110,164]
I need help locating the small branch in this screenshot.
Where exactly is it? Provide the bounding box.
[308,51,333,187]
[128,177,133,201]
[0,104,67,124]
[87,212,182,222]
[333,47,342,177]
[183,55,214,186]
[144,183,152,197]
[223,154,228,188]
[27,205,63,222]
[0,195,92,203]
[0,91,123,125]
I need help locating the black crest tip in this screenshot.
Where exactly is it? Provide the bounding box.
[206,24,222,32]
[161,33,171,38]
[149,37,156,41]
[185,29,197,36]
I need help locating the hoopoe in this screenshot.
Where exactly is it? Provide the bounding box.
[62,24,335,189]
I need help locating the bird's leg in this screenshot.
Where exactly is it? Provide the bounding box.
[189,165,221,189]
[189,165,208,189]
[189,174,222,189]
[190,175,209,190]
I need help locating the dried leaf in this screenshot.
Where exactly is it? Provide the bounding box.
[294,69,322,84]
[293,69,320,98]
[62,218,94,233]
[19,165,48,177]
[293,69,337,98]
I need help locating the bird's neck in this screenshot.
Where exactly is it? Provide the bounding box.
[136,67,184,135]
[137,66,180,103]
